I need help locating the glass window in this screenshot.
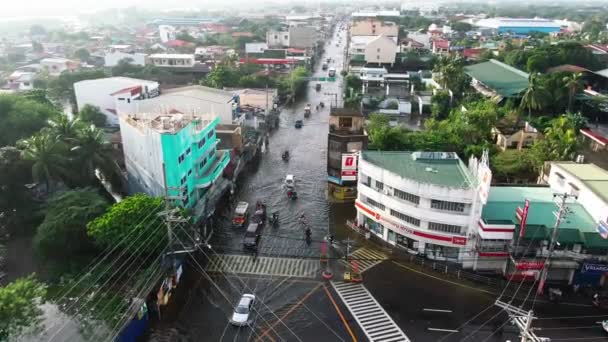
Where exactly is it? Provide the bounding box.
[428,222,463,234]
[185,147,191,155]
[363,196,385,211]
[387,230,396,243]
[338,117,352,128]
[375,180,384,191]
[393,188,420,204]
[390,209,420,227]
[198,138,206,149]
[188,169,193,176]
[207,130,214,139]
[431,199,465,212]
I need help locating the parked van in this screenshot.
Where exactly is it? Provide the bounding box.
[243,223,262,249]
[328,67,336,77]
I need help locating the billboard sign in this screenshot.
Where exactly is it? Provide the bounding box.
[341,153,357,181]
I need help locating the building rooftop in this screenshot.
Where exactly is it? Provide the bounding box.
[75,76,159,90]
[361,151,474,189]
[482,186,606,247]
[551,162,608,204]
[465,59,529,97]
[130,85,235,117]
[475,17,561,29]
[330,107,363,117]
[148,53,195,59]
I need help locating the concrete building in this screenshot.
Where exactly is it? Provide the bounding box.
[159,25,177,43]
[123,85,238,125]
[245,43,268,54]
[119,112,230,221]
[104,51,147,67]
[266,30,290,48]
[364,35,398,65]
[492,120,540,151]
[354,151,486,263]
[288,25,317,49]
[350,18,399,38]
[40,57,78,76]
[6,70,34,91]
[473,18,562,35]
[74,77,160,126]
[327,108,368,201]
[148,54,195,68]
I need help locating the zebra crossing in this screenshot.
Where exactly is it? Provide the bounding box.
[331,281,410,342]
[206,254,319,278]
[342,247,387,273]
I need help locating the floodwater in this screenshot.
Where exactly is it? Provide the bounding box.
[148,23,359,342]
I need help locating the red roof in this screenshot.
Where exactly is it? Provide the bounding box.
[239,58,296,65]
[165,39,194,48]
[581,128,608,146]
[110,85,142,96]
[546,64,590,73]
[231,32,254,38]
[463,48,484,58]
[287,48,305,54]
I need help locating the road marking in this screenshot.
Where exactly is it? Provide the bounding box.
[331,281,410,342]
[428,328,459,333]
[423,308,453,313]
[255,283,322,342]
[341,247,387,273]
[323,284,358,342]
[207,254,318,278]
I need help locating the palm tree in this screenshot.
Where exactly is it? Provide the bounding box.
[70,125,118,184]
[520,74,547,121]
[563,72,583,112]
[47,115,83,143]
[19,132,69,193]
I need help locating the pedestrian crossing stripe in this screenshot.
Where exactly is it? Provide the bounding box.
[206,254,319,278]
[341,247,387,273]
[331,281,410,342]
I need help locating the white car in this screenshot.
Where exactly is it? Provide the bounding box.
[230,294,256,326]
[285,174,295,189]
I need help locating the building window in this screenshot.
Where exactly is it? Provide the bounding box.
[364,196,385,211]
[178,154,185,164]
[375,180,384,191]
[396,234,418,250]
[431,199,465,212]
[555,172,565,186]
[387,230,396,243]
[198,138,206,149]
[376,55,380,60]
[360,173,371,187]
[185,147,191,155]
[428,222,463,235]
[199,157,207,169]
[188,169,193,176]
[180,175,187,185]
[426,243,459,259]
[393,188,420,204]
[390,209,420,227]
[377,48,381,52]
[338,117,352,128]
[207,130,214,139]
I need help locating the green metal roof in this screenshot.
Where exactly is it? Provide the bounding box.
[483,186,602,246]
[551,162,608,204]
[464,59,529,97]
[360,151,474,189]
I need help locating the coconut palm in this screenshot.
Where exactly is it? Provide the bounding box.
[520,73,548,121]
[563,72,583,112]
[47,115,83,143]
[70,125,118,184]
[19,132,69,193]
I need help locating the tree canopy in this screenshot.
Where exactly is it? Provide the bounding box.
[87,194,165,255]
[78,104,106,127]
[0,94,59,147]
[34,188,109,260]
[0,275,46,340]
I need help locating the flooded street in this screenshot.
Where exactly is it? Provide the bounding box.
[148,24,362,342]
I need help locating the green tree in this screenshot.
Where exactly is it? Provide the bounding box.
[0,147,34,235]
[87,194,165,255]
[111,58,140,76]
[531,115,579,169]
[70,125,118,184]
[520,74,548,120]
[451,22,473,32]
[491,150,537,183]
[34,188,109,260]
[0,94,59,147]
[19,131,69,193]
[526,53,551,73]
[344,75,363,95]
[73,48,90,62]
[563,72,583,112]
[47,115,83,144]
[0,275,46,340]
[431,91,452,120]
[78,104,106,127]
[175,31,198,43]
[201,63,240,89]
[279,67,309,102]
[47,69,107,113]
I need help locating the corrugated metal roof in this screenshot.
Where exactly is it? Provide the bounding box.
[465,59,529,97]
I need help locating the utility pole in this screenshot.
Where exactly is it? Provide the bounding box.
[493,192,574,342]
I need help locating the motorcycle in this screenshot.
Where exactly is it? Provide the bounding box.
[269,212,279,228]
[305,228,312,245]
[319,102,325,108]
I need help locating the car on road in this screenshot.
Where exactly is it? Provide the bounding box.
[232,201,249,227]
[328,67,336,77]
[295,120,303,128]
[230,294,256,326]
[285,174,295,189]
[243,223,262,250]
[322,63,328,70]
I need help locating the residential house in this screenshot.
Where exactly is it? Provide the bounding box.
[365,35,398,66]
[6,70,35,91]
[74,77,160,126]
[400,38,426,53]
[492,119,540,151]
[104,49,147,67]
[119,112,230,221]
[40,57,79,76]
[579,128,608,170]
[245,43,268,54]
[148,54,195,68]
[266,30,290,48]
[123,85,238,125]
[431,39,450,54]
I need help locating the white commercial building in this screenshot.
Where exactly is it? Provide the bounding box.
[355,151,489,265]
[120,85,238,125]
[266,30,290,48]
[148,54,195,68]
[159,25,176,43]
[74,77,160,126]
[40,57,78,76]
[546,162,608,225]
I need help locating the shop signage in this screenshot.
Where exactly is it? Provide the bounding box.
[452,236,466,245]
[341,153,358,181]
[582,263,608,274]
[515,260,545,270]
